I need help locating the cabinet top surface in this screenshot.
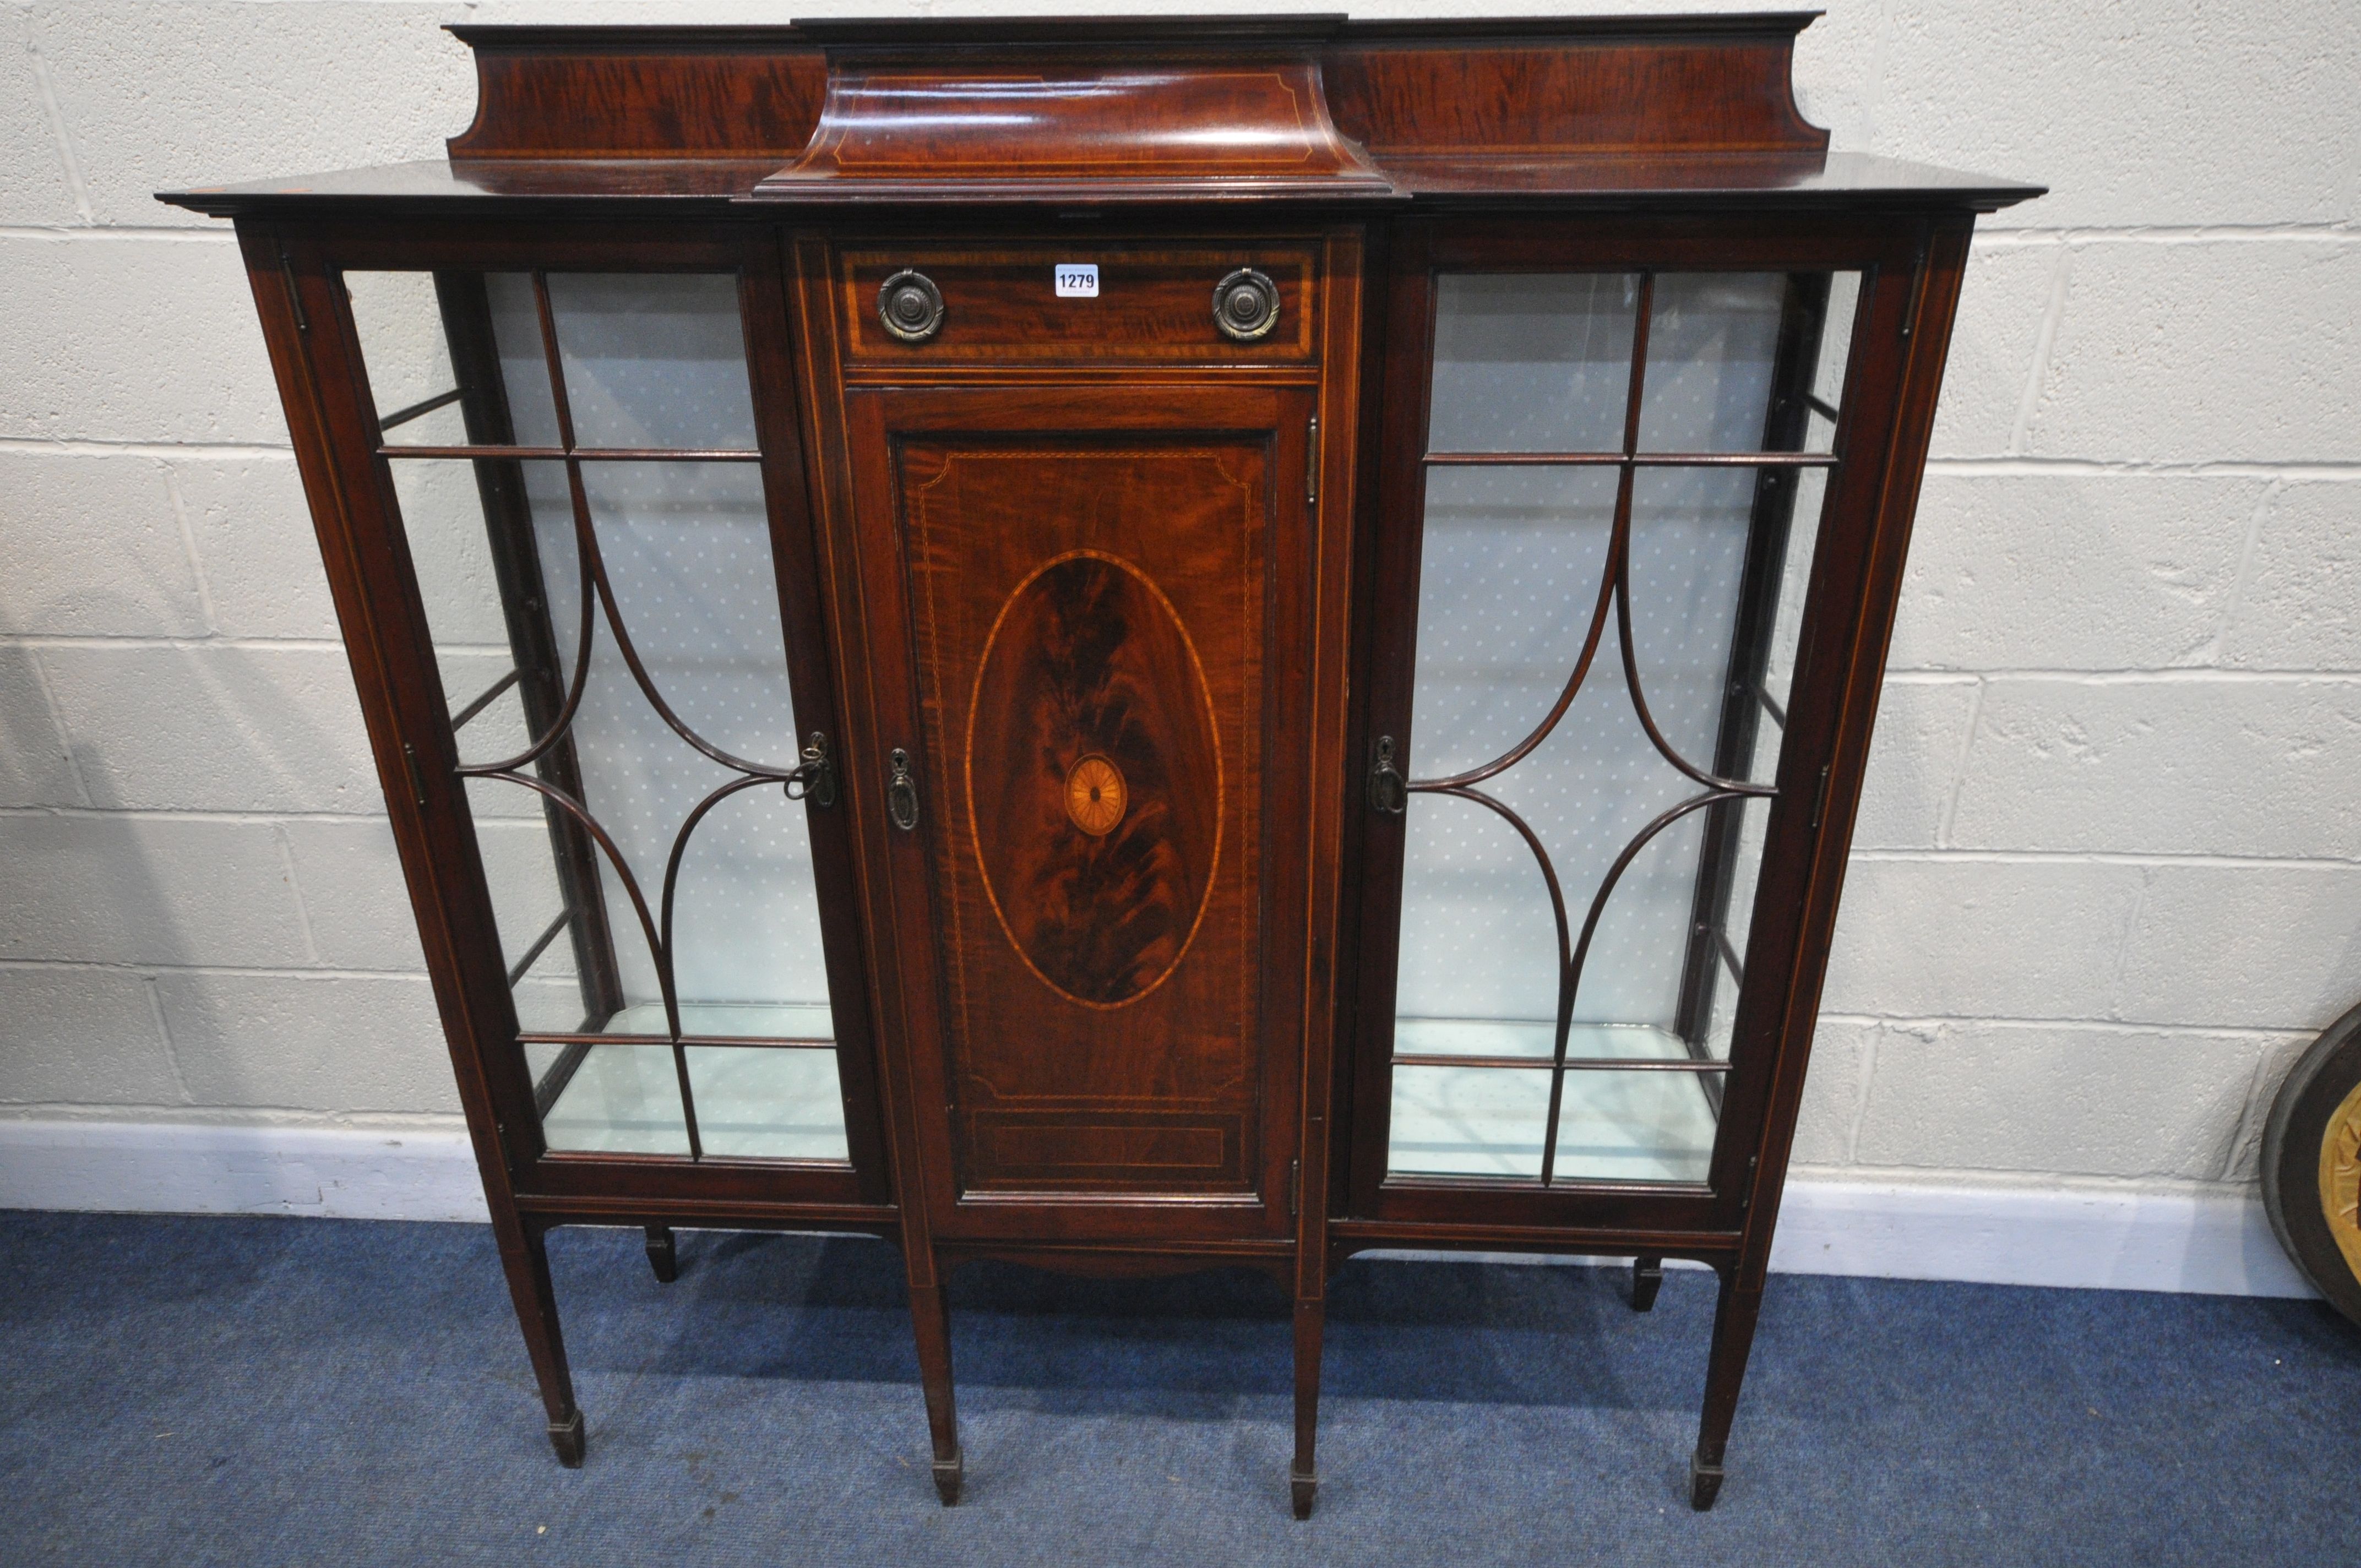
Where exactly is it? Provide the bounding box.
[157,13,2043,217]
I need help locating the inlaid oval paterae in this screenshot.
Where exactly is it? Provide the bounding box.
[967,552,1222,1009]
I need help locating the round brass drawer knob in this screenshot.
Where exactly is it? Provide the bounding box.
[1212,267,1280,342]
[878,270,945,344]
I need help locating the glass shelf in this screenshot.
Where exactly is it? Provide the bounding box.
[537,1040,848,1161]
[1389,1025,1718,1184]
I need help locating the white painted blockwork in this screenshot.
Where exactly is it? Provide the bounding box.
[0,1120,2314,1299]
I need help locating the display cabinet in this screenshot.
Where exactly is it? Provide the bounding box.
[159,13,2038,1513]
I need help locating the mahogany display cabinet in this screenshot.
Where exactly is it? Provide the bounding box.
[159,13,2038,1514]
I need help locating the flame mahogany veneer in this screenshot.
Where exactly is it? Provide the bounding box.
[159,12,2038,1519]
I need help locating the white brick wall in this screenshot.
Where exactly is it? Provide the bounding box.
[1,3,2355,1273]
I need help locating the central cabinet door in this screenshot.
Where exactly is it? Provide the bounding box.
[841,385,1319,1242]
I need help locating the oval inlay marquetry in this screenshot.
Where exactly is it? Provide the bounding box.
[967,552,1222,1009]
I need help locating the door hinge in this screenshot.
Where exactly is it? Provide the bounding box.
[1305,416,1320,506]
[402,743,430,809]
[278,243,309,334]
[1808,763,1831,831]
[1898,229,1931,340]
[1739,1154,1760,1212]
[1288,1158,1302,1219]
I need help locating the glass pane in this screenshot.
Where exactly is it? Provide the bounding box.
[1393,1016,1554,1061]
[547,274,757,450]
[1625,461,1826,790]
[1396,792,1563,1036]
[1623,466,1757,769]
[343,270,557,447]
[1552,1070,1717,1183]
[1389,1065,1548,1179]
[351,274,850,1166]
[464,775,568,970]
[1391,268,1853,1184]
[1701,796,1770,1062]
[553,462,831,1033]
[1389,1060,1718,1183]
[520,456,838,1159]
[687,1047,847,1160]
[1408,466,1618,776]
[1394,1020,1691,1063]
[383,459,582,767]
[592,1002,834,1041]
[540,1044,690,1155]
[515,937,590,1038]
[483,274,561,446]
[1760,466,1829,740]
[1806,275,1861,453]
[1428,274,1637,454]
[1639,272,1861,453]
[574,463,787,762]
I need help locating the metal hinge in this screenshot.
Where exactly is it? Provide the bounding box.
[1739,1155,1760,1212]
[1898,228,1931,340]
[402,743,429,809]
[1288,1158,1302,1219]
[278,243,309,334]
[1305,416,1320,505]
[1808,763,1831,831]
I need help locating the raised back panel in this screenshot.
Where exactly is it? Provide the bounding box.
[1323,21,1829,163]
[445,28,826,159]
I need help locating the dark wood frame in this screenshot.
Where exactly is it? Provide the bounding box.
[1334,209,1978,1504]
[164,14,2035,1517]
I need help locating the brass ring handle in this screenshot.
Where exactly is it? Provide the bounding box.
[886,747,921,831]
[1212,266,1280,342]
[1367,735,1407,816]
[878,270,945,344]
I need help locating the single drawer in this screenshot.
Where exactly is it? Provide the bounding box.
[830,241,1321,368]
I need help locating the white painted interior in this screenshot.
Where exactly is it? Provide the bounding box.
[2,2,2356,1297]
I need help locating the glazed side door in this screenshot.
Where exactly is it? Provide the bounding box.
[277,222,894,1212]
[832,383,1322,1246]
[1342,214,1940,1238]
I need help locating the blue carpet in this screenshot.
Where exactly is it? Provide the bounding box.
[1,1211,2355,1565]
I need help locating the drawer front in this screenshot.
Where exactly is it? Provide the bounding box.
[831,241,1321,368]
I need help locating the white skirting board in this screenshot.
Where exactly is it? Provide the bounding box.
[0,1120,492,1226]
[0,1119,2320,1299]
